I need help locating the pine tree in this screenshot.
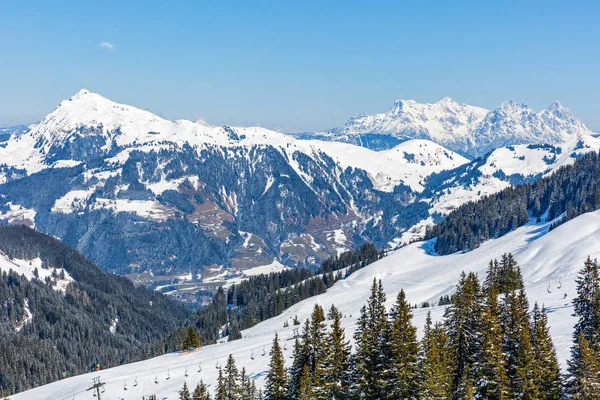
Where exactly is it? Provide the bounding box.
[180,381,191,400]
[420,314,452,399]
[531,303,560,400]
[568,256,600,396]
[474,287,508,400]
[182,326,200,350]
[444,271,482,398]
[216,368,227,400]
[193,381,211,400]
[572,256,600,346]
[350,279,391,399]
[229,320,242,342]
[297,364,315,400]
[265,334,287,400]
[319,304,351,399]
[388,289,419,399]
[240,367,255,400]
[483,259,499,294]
[223,354,240,400]
[568,331,600,399]
[501,289,539,399]
[287,336,304,398]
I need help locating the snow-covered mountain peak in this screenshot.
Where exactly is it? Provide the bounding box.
[320,97,593,158]
[71,88,92,98]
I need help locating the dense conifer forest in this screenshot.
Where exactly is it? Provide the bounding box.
[427,151,600,255]
[171,254,600,399]
[170,243,381,347]
[0,226,190,394]
[0,224,380,395]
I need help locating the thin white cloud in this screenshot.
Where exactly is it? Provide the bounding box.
[99,41,115,51]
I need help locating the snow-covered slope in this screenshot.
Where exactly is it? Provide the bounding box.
[0,89,466,193]
[393,135,600,246]
[0,90,470,277]
[0,251,74,292]
[317,98,593,158]
[13,209,599,399]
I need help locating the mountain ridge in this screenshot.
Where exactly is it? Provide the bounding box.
[312,97,593,157]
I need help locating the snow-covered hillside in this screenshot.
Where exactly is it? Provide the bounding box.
[0,90,469,278]
[393,135,600,246]
[13,209,599,399]
[316,97,593,157]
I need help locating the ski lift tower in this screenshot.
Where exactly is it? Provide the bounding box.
[87,377,105,399]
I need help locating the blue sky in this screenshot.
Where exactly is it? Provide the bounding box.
[1,1,599,131]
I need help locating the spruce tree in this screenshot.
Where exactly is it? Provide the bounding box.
[180,382,191,400]
[572,256,600,346]
[240,367,255,400]
[568,331,600,400]
[193,381,211,400]
[531,303,561,399]
[228,320,242,342]
[319,304,351,399]
[501,289,539,399]
[388,289,419,399]
[420,315,452,399]
[297,364,315,400]
[287,337,304,398]
[216,368,227,400]
[474,287,508,400]
[444,271,482,398]
[351,279,391,399]
[223,354,240,400]
[182,326,200,350]
[265,334,287,400]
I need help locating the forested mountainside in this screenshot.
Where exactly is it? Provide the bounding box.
[313,97,593,157]
[0,90,465,279]
[181,243,380,345]
[15,204,600,399]
[0,225,189,394]
[427,151,600,254]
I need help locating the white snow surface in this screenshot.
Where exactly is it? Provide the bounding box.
[0,252,74,292]
[324,97,594,157]
[391,135,600,247]
[0,89,467,194]
[13,209,600,399]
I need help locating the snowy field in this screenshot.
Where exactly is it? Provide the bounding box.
[13,209,600,399]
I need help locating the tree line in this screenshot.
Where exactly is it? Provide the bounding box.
[169,243,380,348]
[428,151,600,255]
[171,253,600,399]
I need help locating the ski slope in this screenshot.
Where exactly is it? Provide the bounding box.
[13,209,600,400]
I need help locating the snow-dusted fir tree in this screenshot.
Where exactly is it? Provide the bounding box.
[420,314,452,399]
[473,287,508,400]
[567,256,600,396]
[287,337,304,398]
[216,368,226,400]
[501,289,539,398]
[571,256,600,346]
[568,331,600,399]
[531,303,561,400]
[319,304,351,399]
[179,381,191,400]
[297,365,314,400]
[192,381,211,400]
[223,354,240,400]
[444,271,482,399]
[240,367,257,400]
[350,279,391,399]
[264,334,287,400]
[388,289,419,399]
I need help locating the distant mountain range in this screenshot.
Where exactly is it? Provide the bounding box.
[305,97,593,158]
[0,90,596,294]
